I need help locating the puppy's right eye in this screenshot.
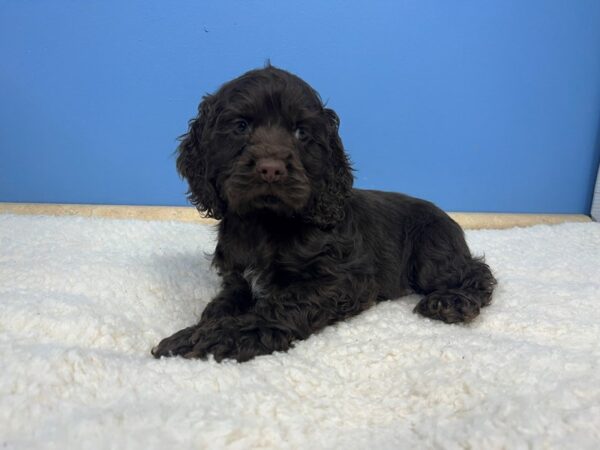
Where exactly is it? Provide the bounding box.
[294,127,308,141]
[235,119,250,134]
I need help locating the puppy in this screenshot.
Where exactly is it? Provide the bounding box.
[152,65,496,362]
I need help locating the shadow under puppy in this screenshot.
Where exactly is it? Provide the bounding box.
[152,65,496,362]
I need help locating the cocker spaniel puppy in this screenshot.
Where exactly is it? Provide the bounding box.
[152,65,496,362]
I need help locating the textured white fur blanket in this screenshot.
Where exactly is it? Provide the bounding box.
[1,214,599,449]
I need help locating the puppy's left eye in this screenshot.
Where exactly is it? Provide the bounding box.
[294,127,308,140]
[235,119,251,134]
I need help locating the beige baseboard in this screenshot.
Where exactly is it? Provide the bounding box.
[0,202,216,224]
[0,202,591,230]
[447,212,591,229]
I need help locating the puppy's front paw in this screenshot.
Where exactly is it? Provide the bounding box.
[151,323,241,361]
[152,319,278,362]
[151,325,203,359]
[181,325,243,362]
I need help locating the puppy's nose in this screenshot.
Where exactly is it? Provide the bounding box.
[256,158,287,183]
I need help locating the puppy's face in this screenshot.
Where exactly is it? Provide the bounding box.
[177,66,353,227]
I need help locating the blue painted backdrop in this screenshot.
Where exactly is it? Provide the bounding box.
[2,1,600,213]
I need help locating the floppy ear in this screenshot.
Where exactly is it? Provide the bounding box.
[176,95,226,219]
[306,108,354,228]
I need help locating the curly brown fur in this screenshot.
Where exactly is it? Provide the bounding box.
[152,65,496,362]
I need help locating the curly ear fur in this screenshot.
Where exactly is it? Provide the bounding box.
[306,108,354,228]
[176,96,226,219]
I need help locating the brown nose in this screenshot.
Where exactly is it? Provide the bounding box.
[256,158,287,183]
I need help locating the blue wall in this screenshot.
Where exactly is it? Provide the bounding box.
[2,1,600,213]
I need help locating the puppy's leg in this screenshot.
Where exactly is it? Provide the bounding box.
[411,218,496,323]
[151,275,253,358]
[199,274,255,321]
[173,277,378,362]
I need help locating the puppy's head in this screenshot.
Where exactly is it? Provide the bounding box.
[176,65,353,227]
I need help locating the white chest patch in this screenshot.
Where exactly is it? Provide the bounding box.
[242,266,268,299]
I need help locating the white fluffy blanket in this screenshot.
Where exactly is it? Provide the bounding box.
[1,214,599,449]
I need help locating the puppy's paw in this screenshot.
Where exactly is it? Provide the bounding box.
[152,323,248,362]
[151,325,203,359]
[153,319,283,362]
[414,291,480,324]
[181,329,235,362]
[181,325,254,362]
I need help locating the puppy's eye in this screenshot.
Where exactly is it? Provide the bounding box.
[294,127,308,140]
[235,119,250,134]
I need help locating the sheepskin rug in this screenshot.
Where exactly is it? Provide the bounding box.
[1,213,599,449]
